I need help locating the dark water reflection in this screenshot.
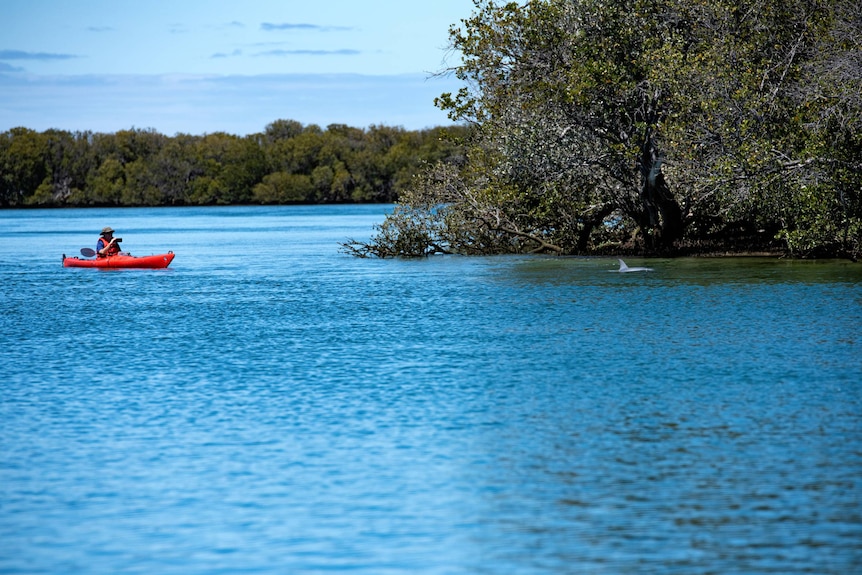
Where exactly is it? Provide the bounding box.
[1,206,861,573]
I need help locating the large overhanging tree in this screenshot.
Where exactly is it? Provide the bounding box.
[344,0,861,258]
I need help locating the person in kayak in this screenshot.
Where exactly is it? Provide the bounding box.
[96,227,123,257]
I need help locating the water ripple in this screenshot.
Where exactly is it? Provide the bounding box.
[1,206,861,574]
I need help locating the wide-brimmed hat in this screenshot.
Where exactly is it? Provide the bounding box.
[101,226,114,234]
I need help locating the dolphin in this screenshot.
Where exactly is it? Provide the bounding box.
[616,259,654,272]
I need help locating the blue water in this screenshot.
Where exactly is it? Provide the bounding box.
[2,205,861,574]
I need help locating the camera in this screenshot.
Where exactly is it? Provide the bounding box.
[115,238,123,243]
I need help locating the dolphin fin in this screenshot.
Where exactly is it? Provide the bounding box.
[618,259,629,271]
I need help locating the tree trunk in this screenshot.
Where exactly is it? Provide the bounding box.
[639,126,683,250]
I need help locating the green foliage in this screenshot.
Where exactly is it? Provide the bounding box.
[776,184,857,257]
[369,0,861,259]
[1,128,49,206]
[253,172,315,203]
[0,122,469,208]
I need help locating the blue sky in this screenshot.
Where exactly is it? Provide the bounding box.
[0,0,474,135]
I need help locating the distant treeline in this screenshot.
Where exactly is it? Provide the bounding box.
[0,120,469,207]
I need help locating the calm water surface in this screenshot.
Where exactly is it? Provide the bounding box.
[2,206,861,574]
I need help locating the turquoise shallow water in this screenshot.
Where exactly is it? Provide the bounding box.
[2,205,861,574]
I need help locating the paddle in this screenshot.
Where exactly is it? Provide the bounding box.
[80,248,96,257]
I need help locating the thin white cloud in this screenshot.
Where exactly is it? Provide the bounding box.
[260,23,354,32]
[254,49,360,57]
[211,49,243,59]
[0,49,78,61]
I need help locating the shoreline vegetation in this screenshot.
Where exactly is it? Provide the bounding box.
[4,1,860,261]
[0,122,468,209]
[343,0,860,261]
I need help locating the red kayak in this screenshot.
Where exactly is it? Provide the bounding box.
[63,252,175,269]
